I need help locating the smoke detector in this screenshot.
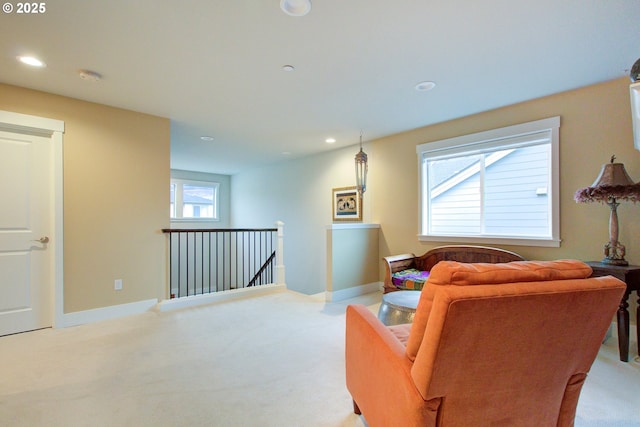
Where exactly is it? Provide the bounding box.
[415,81,436,92]
[78,70,102,82]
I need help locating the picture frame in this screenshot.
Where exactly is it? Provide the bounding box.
[332,186,362,222]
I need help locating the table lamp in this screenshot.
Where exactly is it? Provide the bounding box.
[574,156,640,265]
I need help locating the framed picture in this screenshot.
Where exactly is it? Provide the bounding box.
[332,186,362,222]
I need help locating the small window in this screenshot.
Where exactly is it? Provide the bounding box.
[416,117,560,247]
[170,179,219,221]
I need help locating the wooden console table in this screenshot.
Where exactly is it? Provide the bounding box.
[586,261,640,362]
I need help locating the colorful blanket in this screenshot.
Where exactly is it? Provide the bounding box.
[391,268,430,290]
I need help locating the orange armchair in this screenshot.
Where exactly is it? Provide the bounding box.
[345,260,625,427]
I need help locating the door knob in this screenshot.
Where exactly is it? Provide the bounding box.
[32,236,50,244]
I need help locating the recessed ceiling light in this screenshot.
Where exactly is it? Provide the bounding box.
[17,56,45,67]
[280,0,311,16]
[200,136,214,141]
[415,81,436,92]
[282,151,292,156]
[325,138,336,144]
[282,65,295,72]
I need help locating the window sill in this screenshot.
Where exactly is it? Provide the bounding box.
[418,234,561,248]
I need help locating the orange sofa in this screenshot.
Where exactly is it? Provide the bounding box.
[346,260,625,427]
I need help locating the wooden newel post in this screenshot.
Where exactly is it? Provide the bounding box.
[275,221,286,286]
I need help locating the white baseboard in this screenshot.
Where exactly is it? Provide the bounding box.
[325,281,382,302]
[60,298,158,328]
[57,284,288,326]
[157,283,287,312]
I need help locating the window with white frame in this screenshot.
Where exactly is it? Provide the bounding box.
[416,117,560,247]
[170,179,219,221]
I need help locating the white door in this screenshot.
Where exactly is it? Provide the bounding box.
[0,129,52,336]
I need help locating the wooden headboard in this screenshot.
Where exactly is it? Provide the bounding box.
[382,245,525,293]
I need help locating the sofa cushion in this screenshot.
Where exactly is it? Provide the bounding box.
[405,260,593,361]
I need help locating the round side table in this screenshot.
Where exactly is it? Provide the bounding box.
[377,290,420,326]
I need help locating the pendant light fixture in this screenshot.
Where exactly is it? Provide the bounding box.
[355,131,368,196]
[630,57,640,151]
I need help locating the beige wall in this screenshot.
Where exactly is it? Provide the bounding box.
[0,83,170,313]
[371,77,640,268]
[4,77,633,314]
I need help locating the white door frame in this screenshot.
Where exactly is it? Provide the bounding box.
[0,110,64,329]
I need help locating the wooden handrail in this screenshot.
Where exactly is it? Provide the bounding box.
[162,228,276,233]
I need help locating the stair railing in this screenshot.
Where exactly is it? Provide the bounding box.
[162,221,285,299]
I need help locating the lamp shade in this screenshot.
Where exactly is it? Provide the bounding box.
[591,161,635,187]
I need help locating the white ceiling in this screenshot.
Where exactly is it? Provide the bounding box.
[1,1,639,175]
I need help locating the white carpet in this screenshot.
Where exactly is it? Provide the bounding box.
[0,290,638,426]
[575,322,640,427]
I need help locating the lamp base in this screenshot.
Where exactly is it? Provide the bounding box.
[601,257,629,266]
[602,240,628,266]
